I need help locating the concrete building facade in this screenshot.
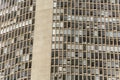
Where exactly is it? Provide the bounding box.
[51,0,120,80]
[0,0,52,80]
[1,0,120,80]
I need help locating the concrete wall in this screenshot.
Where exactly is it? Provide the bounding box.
[31,0,53,80]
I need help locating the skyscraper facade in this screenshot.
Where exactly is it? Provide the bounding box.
[0,0,36,80]
[1,0,120,80]
[51,0,120,80]
[0,0,53,80]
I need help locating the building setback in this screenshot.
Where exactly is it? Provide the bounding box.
[1,0,120,80]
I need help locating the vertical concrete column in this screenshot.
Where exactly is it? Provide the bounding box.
[31,0,53,80]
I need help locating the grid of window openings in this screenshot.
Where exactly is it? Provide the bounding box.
[51,0,120,80]
[0,0,36,80]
